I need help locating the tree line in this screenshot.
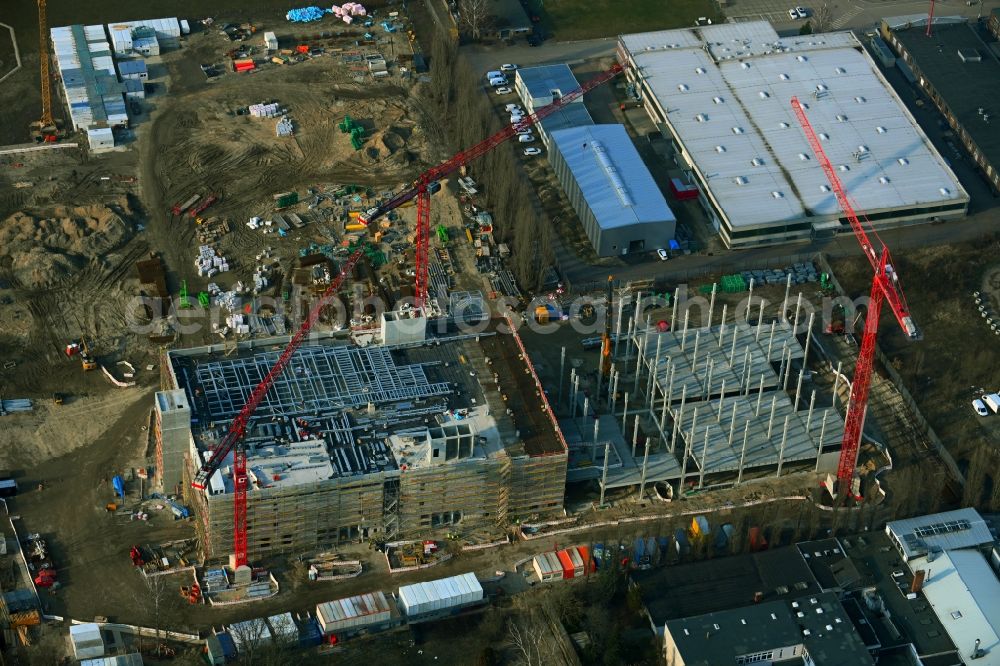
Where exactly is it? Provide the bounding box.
[425,26,554,291]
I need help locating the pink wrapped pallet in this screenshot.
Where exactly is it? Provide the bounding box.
[343,15,353,23]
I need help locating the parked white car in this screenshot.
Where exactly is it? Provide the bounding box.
[518,134,535,143]
[516,127,532,136]
[795,6,809,18]
[973,398,990,417]
[510,114,525,125]
[504,103,522,112]
[657,248,669,261]
[495,87,512,95]
[500,63,518,71]
[523,147,542,156]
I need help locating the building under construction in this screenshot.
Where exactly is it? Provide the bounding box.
[557,283,845,499]
[155,318,567,560]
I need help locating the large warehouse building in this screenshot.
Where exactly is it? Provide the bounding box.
[548,124,676,256]
[881,16,1000,195]
[617,22,969,248]
[155,322,568,560]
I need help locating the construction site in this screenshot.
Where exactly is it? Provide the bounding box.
[0,0,996,662]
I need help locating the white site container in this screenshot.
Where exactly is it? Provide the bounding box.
[316,591,392,634]
[398,572,482,617]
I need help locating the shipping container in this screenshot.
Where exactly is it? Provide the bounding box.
[556,549,575,579]
[316,591,392,634]
[398,572,483,617]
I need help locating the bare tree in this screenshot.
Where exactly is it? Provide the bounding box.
[811,3,835,32]
[506,613,553,666]
[458,0,496,41]
[136,573,171,656]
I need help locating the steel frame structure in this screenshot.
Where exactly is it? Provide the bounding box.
[791,97,917,497]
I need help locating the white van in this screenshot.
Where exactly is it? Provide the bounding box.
[489,77,508,87]
[983,393,1000,414]
[486,70,504,79]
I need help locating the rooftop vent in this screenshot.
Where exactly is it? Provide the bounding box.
[716,145,726,153]
[678,83,689,92]
[741,62,751,69]
[732,126,744,134]
[797,55,808,62]
[780,122,790,129]
[591,141,634,207]
[825,624,833,631]
[839,164,850,171]
[759,91,770,99]
[797,612,805,617]
[771,191,784,198]
[957,48,982,63]
[695,113,708,122]
[854,96,867,103]
[696,67,706,74]
[820,184,832,192]
[751,157,764,166]
[713,96,724,104]
[734,176,748,185]
[770,613,778,620]
[835,66,846,73]
[798,153,810,161]
[816,84,828,92]
[940,187,951,196]
[779,73,790,80]
[819,132,829,141]
[803,629,811,636]
[879,176,891,184]
[836,114,847,122]
[857,145,869,153]
[898,157,909,166]
[876,126,887,134]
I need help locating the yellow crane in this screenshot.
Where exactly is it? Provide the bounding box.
[31,0,59,140]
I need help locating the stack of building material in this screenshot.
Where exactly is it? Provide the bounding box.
[195,245,229,277]
[202,568,229,594]
[276,117,294,137]
[249,102,281,118]
[70,623,104,660]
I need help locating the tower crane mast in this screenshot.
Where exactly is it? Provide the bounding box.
[191,64,624,567]
[791,97,918,497]
[36,0,56,132]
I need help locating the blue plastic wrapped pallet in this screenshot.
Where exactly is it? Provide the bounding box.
[298,617,322,646]
[286,6,328,22]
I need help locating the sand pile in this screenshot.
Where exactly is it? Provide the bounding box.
[0,204,131,287]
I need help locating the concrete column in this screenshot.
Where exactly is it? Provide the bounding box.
[793,292,803,333]
[805,390,817,434]
[634,290,643,328]
[670,385,686,454]
[582,396,590,422]
[679,412,695,493]
[729,321,739,362]
[591,416,600,463]
[756,299,766,341]
[794,366,805,409]
[600,439,611,506]
[558,346,566,410]
[614,292,625,360]
[671,287,680,329]
[610,366,620,417]
[717,378,727,421]
[815,409,830,472]
[746,278,755,323]
[803,312,815,368]
[708,283,717,328]
[766,395,778,439]
[782,346,793,392]
[681,309,691,350]
[631,413,641,458]
[703,358,715,401]
[766,320,776,361]
[596,359,603,406]
[832,361,842,409]
[719,304,728,346]
[659,379,671,444]
[755,375,765,416]
[781,272,792,323]
[639,437,652,498]
[621,392,630,428]
[688,406,699,459]
[740,347,751,392]
[647,334,664,406]
[570,370,579,418]
[743,353,754,396]
[624,318,635,368]
[633,315,650,394]
[727,401,738,448]
[776,342,789,391]
[736,421,750,486]
[698,426,710,489]
[665,364,676,407]
[777,415,790,477]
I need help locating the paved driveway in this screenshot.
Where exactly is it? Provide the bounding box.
[464,38,617,75]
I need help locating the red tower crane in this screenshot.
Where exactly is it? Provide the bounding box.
[191,64,624,568]
[791,97,919,499]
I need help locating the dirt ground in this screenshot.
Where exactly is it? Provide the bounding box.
[830,237,1000,470]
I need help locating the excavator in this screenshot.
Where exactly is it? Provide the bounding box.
[65,339,97,371]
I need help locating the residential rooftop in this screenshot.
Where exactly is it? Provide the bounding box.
[885,507,993,560]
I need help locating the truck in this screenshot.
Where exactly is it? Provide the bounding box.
[983,393,1000,414]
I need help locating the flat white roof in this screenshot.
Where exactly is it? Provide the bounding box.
[887,508,993,560]
[621,22,967,229]
[910,550,1000,664]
